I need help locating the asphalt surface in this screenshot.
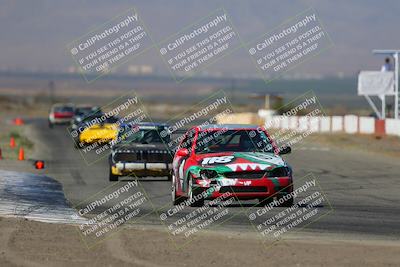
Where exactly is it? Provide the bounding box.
[28,118,400,240]
[0,170,87,224]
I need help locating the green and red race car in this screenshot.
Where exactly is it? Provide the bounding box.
[171,124,293,207]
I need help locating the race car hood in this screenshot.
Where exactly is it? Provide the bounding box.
[84,123,117,130]
[195,151,286,172]
[79,123,118,142]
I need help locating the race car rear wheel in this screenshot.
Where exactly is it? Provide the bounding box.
[188,178,204,207]
[172,175,185,205]
[109,167,119,182]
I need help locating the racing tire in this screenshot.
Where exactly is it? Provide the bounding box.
[172,175,185,206]
[109,168,119,182]
[258,197,274,206]
[278,196,294,207]
[48,121,54,128]
[188,178,204,207]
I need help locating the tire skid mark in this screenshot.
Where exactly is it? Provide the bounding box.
[70,169,87,185]
[0,170,87,224]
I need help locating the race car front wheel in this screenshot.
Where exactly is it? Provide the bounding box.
[188,178,204,207]
[278,195,294,207]
[172,175,185,205]
[258,197,274,206]
[109,167,119,182]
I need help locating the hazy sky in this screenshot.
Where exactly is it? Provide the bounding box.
[0,0,399,77]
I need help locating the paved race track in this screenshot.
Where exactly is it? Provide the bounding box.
[30,118,400,240]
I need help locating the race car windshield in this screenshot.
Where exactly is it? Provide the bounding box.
[195,130,274,153]
[81,114,118,124]
[119,128,169,144]
[54,106,74,113]
[75,107,94,116]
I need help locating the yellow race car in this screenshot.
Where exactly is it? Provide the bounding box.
[75,113,119,148]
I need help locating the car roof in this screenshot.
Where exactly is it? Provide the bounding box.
[196,124,260,130]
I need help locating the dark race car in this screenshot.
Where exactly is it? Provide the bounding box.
[71,106,100,125]
[109,122,172,181]
[70,106,101,133]
[171,124,293,207]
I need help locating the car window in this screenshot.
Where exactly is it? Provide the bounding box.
[195,129,274,153]
[75,107,93,115]
[179,129,195,151]
[119,127,170,144]
[54,106,74,113]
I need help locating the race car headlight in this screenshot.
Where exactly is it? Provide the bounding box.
[200,169,218,179]
[266,167,290,177]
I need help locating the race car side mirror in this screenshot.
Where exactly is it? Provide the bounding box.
[177,148,189,157]
[279,146,291,155]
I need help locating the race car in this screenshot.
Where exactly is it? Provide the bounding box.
[74,112,119,148]
[70,106,101,132]
[171,124,293,207]
[108,122,172,181]
[48,103,75,128]
[73,105,100,123]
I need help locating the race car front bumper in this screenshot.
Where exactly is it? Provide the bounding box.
[111,162,172,177]
[50,117,72,124]
[193,176,293,199]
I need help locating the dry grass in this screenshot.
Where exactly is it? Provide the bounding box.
[0,125,34,160]
[311,133,400,158]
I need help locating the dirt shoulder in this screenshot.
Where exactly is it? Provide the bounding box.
[0,217,398,267]
[309,132,400,159]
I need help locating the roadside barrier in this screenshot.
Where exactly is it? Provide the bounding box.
[255,112,400,138]
[375,120,386,138]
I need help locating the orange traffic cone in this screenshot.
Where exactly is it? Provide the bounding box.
[18,147,24,161]
[14,118,24,125]
[10,137,15,148]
